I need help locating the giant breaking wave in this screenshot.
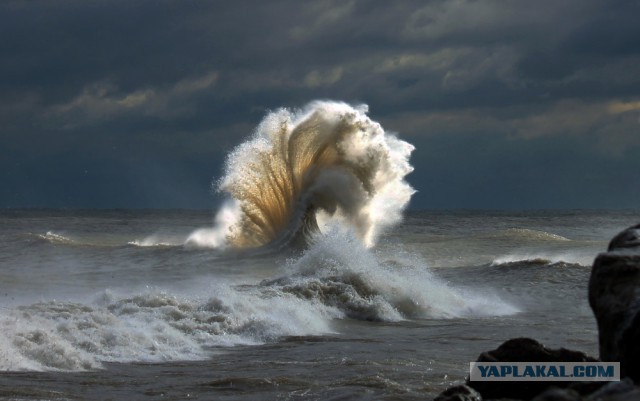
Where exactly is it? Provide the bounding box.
[187,101,415,249]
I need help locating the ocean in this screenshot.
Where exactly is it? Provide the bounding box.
[1,102,637,399]
[1,208,637,400]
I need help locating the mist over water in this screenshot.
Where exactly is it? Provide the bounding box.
[187,101,415,249]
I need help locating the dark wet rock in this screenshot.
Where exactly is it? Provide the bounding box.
[589,223,640,383]
[565,381,608,397]
[586,378,640,400]
[531,387,582,401]
[466,338,597,400]
[607,223,640,252]
[530,378,640,401]
[474,338,597,364]
[434,384,482,401]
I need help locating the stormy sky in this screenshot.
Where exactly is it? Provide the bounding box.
[1,0,639,209]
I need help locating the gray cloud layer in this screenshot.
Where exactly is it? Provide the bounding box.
[1,0,639,208]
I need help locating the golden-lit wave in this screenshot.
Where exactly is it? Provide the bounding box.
[188,101,415,249]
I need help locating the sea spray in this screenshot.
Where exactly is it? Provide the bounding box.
[270,226,519,320]
[0,284,342,371]
[187,101,415,249]
[0,102,528,373]
[0,228,519,371]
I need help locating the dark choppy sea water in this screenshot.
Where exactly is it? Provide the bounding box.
[0,209,637,400]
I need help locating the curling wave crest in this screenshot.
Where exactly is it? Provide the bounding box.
[187,101,415,249]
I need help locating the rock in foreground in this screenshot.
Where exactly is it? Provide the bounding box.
[589,223,640,383]
[466,338,597,400]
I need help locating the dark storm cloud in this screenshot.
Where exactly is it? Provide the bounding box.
[1,0,638,208]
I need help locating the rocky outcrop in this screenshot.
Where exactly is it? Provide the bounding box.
[474,338,597,365]
[466,338,598,400]
[589,223,640,383]
[607,223,640,252]
[434,384,482,401]
[532,378,640,401]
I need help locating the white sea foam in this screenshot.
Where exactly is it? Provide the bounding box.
[37,231,76,245]
[0,226,520,372]
[185,201,240,249]
[491,251,595,267]
[503,228,572,242]
[0,284,341,372]
[128,235,181,247]
[276,226,519,320]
